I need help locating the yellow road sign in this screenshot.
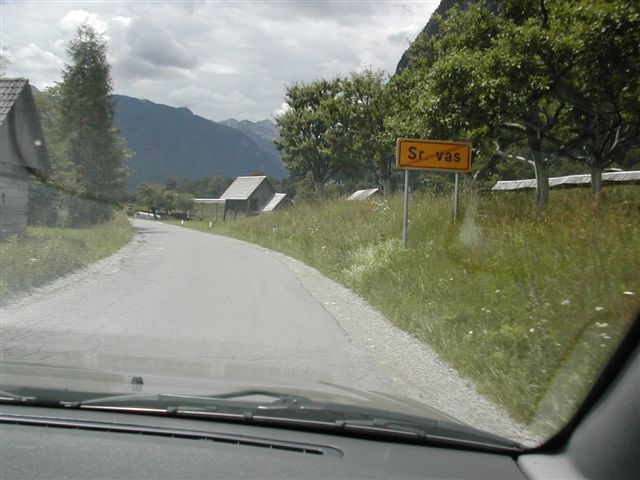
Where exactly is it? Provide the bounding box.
[396,138,472,172]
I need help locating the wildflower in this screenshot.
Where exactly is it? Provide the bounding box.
[495,289,501,294]
[623,291,635,296]
[468,330,473,335]
[29,258,39,263]
[595,306,605,312]
[595,322,609,328]
[560,300,570,306]
[529,328,535,333]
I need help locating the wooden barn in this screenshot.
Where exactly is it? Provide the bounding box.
[0,78,51,239]
[193,176,289,222]
[219,176,277,221]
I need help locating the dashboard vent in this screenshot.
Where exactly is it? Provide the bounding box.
[0,414,344,457]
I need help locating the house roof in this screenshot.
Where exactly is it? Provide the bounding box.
[492,171,640,191]
[0,78,51,178]
[348,188,380,200]
[193,198,226,204]
[0,78,28,126]
[220,176,270,200]
[261,193,287,212]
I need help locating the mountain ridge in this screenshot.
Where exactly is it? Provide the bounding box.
[113,94,287,191]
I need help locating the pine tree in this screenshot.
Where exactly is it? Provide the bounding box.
[58,24,128,224]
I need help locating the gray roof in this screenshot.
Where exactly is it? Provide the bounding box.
[261,193,287,212]
[0,78,51,178]
[0,78,28,126]
[220,176,269,200]
[491,179,537,191]
[348,188,380,200]
[492,171,640,191]
[193,198,226,204]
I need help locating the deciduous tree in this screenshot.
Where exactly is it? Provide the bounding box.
[276,78,355,200]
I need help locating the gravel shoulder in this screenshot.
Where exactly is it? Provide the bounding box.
[2,229,146,310]
[264,249,533,444]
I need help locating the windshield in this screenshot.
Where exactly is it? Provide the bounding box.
[1,0,638,449]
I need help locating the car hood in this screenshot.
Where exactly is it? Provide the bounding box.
[0,359,462,425]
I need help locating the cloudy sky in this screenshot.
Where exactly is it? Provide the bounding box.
[2,1,438,122]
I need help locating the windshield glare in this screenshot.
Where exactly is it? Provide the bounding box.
[1,0,638,449]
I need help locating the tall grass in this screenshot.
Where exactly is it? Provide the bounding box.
[174,186,639,430]
[0,214,133,303]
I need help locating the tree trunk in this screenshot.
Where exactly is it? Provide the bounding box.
[528,132,549,209]
[381,177,391,200]
[591,165,603,198]
[534,159,549,209]
[314,180,326,201]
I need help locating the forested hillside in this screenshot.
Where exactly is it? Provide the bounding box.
[114,95,287,191]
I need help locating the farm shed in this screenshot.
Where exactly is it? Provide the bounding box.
[492,171,640,192]
[220,176,283,221]
[261,193,289,212]
[348,188,380,201]
[193,198,225,222]
[193,176,289,221]
[0,78,51,238]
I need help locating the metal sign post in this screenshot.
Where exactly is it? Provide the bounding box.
[402,169,410,248]
[453,172,460,223]
[396,138,472,247]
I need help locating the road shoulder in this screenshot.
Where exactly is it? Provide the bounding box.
[267,249,533,444]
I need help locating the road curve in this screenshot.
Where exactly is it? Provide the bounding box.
[0,219,528,442]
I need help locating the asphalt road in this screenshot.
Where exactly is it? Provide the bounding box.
[1,220,399,389]
[0,219,529,442]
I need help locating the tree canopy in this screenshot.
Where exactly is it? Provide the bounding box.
[275,0,639,206]
[58,24,129,223]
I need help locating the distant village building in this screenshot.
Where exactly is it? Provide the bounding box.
[0,78,51,238]
[348,188,380,201]
[492,171,640,192]
[194,176,288,222]
[261,193,290,212]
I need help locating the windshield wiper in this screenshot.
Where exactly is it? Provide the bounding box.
[64,389,521,452]
[67,389,317,410]
[0,390,37,404]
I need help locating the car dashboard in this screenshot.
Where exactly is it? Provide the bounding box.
[1,404,526,479]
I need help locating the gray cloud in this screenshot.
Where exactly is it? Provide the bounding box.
[2,1,437,121]
[126,18,199,70]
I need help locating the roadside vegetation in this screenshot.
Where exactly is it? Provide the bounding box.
[0,214,132,304]
[0,25,134,304]
[173,185,640,432]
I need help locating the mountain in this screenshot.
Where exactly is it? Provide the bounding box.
[395,0,499,74]
[220,118,279,142]
[113,95,287,191]
[219,118,281,167]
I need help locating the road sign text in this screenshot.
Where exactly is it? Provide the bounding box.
[397,139,472,172]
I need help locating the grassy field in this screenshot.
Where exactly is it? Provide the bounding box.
[171,186,639,432]
[0,214,133,303]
